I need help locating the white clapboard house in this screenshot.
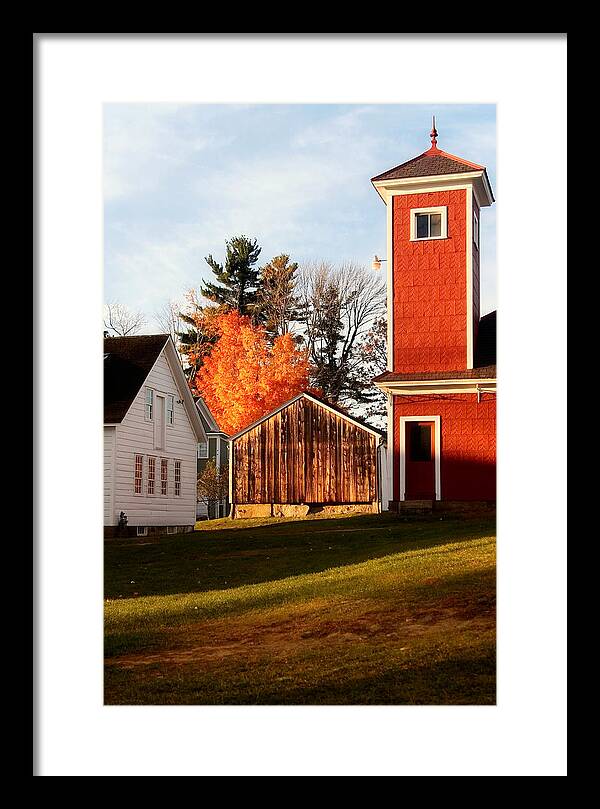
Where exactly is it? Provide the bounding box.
[103,335,207,537]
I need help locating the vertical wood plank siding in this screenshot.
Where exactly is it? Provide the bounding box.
[232,398,378,504]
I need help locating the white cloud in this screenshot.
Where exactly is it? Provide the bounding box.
[104,104,497,324]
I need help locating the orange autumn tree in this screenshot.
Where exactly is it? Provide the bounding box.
[193,310,310,435]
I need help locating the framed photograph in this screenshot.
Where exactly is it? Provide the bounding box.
[35,34,567,777]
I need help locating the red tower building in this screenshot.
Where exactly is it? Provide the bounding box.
[372,120,496,508]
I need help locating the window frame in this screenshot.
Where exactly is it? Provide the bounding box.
[145,388,154,421]
[166,394,174,426]
[160,457,168,496]
[197,441,209,459]
[137,526,148,536]
[174,459,181,497]
[134,453,143,495]
[147,455,156,496]
[473,208,480,249]
[410,206,448,242]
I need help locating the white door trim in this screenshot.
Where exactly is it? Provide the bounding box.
[399,415,441,501]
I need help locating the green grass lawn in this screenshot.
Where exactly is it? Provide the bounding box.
[104,511,496,705]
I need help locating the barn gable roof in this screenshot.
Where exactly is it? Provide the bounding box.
[229,391,384,441]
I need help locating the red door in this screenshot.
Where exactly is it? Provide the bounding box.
[405,421,435,499]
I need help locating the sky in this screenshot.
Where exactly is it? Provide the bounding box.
[104,104,496,330]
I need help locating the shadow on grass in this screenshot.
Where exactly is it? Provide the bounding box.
[227,652,497,706]
[105,512,496,600]
[104,646,496,706]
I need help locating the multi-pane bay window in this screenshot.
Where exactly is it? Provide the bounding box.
[410,207,448,241]
[147,456,156,495]
[161,458,168,495]
[174,460,181,496]
[166,395,174,426]
[134,454,143,494]
[145,388,154,420]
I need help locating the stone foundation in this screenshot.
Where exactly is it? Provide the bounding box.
[309,502,378,515]
[231,502,378,519]
[104,525,194,539]
[386,500,495,515]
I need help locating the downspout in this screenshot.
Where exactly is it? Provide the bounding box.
[377,437,384,514]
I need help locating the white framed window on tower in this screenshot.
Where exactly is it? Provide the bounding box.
[145,388,154,421]
[473,208,480,249]
[166,394,174,426]
[410,206,448,241]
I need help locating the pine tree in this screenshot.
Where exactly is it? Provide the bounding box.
[256,254,301,340]
[201,235,262,316]
[174,290,222,380]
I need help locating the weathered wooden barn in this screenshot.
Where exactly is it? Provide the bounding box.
[229,392,384,518]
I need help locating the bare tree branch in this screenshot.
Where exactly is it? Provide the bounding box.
[103,302,146,336]
[297,261,386,408]
[154,300,183,342]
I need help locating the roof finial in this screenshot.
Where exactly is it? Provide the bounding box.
[430,115,438,149]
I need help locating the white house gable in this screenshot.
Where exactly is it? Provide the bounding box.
[104,337,206,531]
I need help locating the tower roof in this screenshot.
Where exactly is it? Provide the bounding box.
[371,117,494,203]
[371,150,485,182]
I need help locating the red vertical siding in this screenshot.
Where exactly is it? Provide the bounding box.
[393,189,467,373]
[393,394,496,501]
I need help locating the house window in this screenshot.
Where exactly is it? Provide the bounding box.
[410,207,448,241]
[174,460,181,496]
[148,456,156,495]
[473,209,480,249]
[161,458,168,495]
[145,388,154,421]
[137,526,148,536]
[198,441,209,459]
[134,454,143,494]
[167,395,174,425]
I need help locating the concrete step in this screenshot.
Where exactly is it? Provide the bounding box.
[400,499,433,514]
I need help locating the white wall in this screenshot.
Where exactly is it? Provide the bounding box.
[108,350,198,527]
[103,426,116,524]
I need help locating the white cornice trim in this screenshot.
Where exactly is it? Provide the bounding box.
[375,379,496,396]
[373,170,494,207]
